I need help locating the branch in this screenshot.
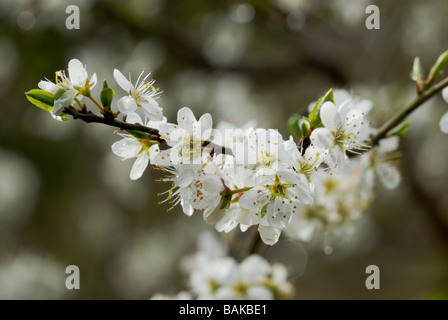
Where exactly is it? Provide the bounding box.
[63,107,233,156]
[371,76,448,146]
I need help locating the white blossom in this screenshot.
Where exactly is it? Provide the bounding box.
[114,68,163,121]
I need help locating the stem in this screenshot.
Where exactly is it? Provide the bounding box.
[63,107,233,155]
[228,186,253,195]
[371,76,448,146]
[87,95,105,113]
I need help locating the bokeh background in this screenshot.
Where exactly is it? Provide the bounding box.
[0,0,447,299]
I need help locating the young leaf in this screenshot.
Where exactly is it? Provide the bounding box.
[125,129,150,139]
[309,89,334,129]
[100,87,115,108]
[389,121,410,137]
[427,50,448,84]
[411,57,424,81]
[25,89,55,112]
[287,114,302,137]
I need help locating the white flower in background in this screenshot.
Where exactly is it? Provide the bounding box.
[439,87,448,134]
[285,162,373,243]
[38,58,97,116]
[114,68,163,121]
[154,107,213,166]
[111,133,159,180]
[364,136,402,190]
[150,291,193,300]
[180,232,295,299]
[310,100,370,171]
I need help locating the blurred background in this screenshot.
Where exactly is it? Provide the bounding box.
[0,0,447,299]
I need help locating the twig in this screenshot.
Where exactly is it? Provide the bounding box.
[63,107,233,155]
[371,76,448,146]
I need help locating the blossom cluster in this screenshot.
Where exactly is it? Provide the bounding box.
[30,59,404,246]
[151,232,294,300]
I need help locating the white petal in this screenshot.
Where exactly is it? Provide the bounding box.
[148,144,160,164]
[377,164,401,190]
[259,225,281,246]
[309,128,334,150]
[68,59,88,87]
[337,99,351,119]
[215,212,238,233]
[439,112,448,134]
[174,166,197,188]
[117,96,138,114]
[320,101,340,131]
[141,97,163,121]
[125,112,144,125]
[111,138,141,159]
[198,113,213,141]
[113,69,133,92]
[53,89,78,115]
[378,136,399,153]
[152,149,172,166]
[239,188,265,210]
[267,198,291,229]
[89,73,97,88]
[177,107,196,134]
[130,152,149,180]
[442,87,448,104]
[38,80,59,94]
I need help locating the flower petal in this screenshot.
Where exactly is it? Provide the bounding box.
[439,111,448,134]
[198,113,213,140]
[38,80,59,94]
[130,152,149,180]
[113,69,133,92]
[259,225,281,246]
[68,59,88,87]
[117,96,138,114]
[177,107,196,134]
[320,101,340,131]
[141,97,163,121]
[111,138,141,159]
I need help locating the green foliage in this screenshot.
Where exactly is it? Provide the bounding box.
[389,121,410,137]
[309,88,334,129]
[428,50,448,83]
[24,89,54,112]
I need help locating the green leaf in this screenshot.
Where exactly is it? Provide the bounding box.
[287,114,302,137]
[390,121,410,137]
[428,50,448,83]
[125,129,149,139]
[24,89,55,112]
[309,89,334,128]
[100,87,115,108]
[299,118,311,137]
[411,57,425,81]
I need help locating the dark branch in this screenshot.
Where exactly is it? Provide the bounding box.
[63,107,232,156]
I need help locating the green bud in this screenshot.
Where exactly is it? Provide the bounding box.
[103,79,109,89]
[428,50,448,84]
[100,87,115,109]
[411,57,425,82]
